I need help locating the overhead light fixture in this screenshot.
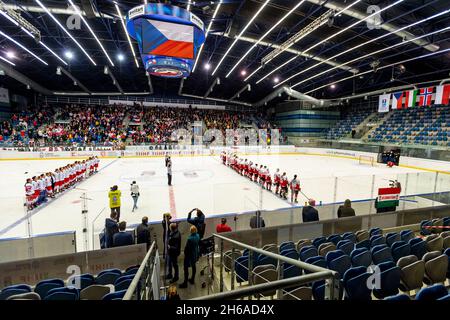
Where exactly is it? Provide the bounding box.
[68,0,114,67]
[0,55,15,66]
[114,2,139,68]
[330,84,336,89]
[64,51,74,60]
[56,66,61,75]
[290,24,450,89]
[225,0,307,78]
[274,0,405,88]
[117,53,124,61]
[250,0,362,82]
[0,30,47,65]
[241,70,247,76]
[6,51,14,59]
[0,10,67,65]
[187,0,192,11]
[304,47,450,95]
[273,77,280,84]
[34,0,96,65]
[192,0,222,73]
[204,63,211,70]
[212,0,271,76]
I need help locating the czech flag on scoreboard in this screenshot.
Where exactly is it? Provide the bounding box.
[142,19,194,59]
[391,92,404,110]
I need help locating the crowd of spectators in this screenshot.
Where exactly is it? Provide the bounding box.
[1,103,272,147]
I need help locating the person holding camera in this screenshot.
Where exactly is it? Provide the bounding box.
[187,208,206,239]
[130,181,140,212]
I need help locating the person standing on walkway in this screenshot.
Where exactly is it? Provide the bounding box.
[167,159,173,186]
[130,181,140,212]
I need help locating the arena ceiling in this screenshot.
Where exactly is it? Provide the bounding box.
[0,0,449,106]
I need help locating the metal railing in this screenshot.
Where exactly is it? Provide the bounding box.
[193,234,339,300]
[123,241,158,300]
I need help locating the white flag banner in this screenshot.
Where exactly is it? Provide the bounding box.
[378,93,391,113]
[0,88,9,104]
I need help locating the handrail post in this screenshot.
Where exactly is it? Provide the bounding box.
[248,249,253,300]
[219,238,224,292]
[230,246,236,291]
[276,260,284,300]
[325,274,340,300]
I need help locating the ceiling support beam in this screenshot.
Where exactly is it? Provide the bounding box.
[58,66,91,94]
[104,66,124,94]
[0,60,52,94]
[229,84,251,101]
[204,77,220,98]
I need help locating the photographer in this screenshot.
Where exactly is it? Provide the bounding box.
[130,181,140,212]
[187,208,206,239]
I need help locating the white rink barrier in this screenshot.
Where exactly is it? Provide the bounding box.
[0,145,448,173]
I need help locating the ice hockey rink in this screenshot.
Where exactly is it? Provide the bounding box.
[0,152,449,251]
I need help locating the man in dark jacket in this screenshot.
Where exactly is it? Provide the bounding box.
[187,208,206,239]
[302,199,319,223]
[179,226,200,289]
[113,221,134,247]
[136,216,151,251]
[104,212,118,248]
[250,211,266,229]
[166,223,181,283]
[337,199,356,218]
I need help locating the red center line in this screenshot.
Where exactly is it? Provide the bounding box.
[168,186,177,219]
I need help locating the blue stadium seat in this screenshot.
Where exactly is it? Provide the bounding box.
[369,228,382,237]
[124,266,140,276]
[415,284,448,301]
[355,239,370,250]
[312,281,325,301]
[350,248,372,268]
[342,232,357,243]
[115,279,132,292]
[372,261,401,299]
[279,241,295,252]
[327,234,342,245]
[96,272,121,286]
[44,292,78,301]
[370,235,386,248]
[326,250,351,279]
[384,294,411,301]
[283,265,302,279]
[34,279,65,299]
[444,248,450,279]
[299,245,319,262]
[102,289,127,300]
[420,220,433,236]
[0,287,31,300]
[400,230,414,242]
[257,254,277,267]
[312,236,327,248]
[391,241,411,263]
[336,240,354,256]
[342,267,372,301]
[409,238,427,259]
[385,232,401,247]
[45,287,79,300]
[235,256,249,283]
[371,244,393,265]
[97,268,121,277]
[67,274,95,290]
[280,248,299,260]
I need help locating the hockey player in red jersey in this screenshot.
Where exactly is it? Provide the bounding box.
[280,173,288,200]
[274,169,281,195]
[290,175,301,203]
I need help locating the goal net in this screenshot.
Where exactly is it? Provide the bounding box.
[358,155,375,166]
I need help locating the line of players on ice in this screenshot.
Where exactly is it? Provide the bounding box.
[24,157,100,210]
[221,152,302,203]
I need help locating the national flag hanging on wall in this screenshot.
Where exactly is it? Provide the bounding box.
[434,84,450,105]
[418,87,434,107]
[391,92,404,110]
[404,90,417,108]
[377,187,401,208]
[378,93,391,113]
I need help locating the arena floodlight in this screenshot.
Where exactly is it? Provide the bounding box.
[114,2,139,68]
[274,0,405,88]
[211,0,271,76]
[6,51,14,59]
[192,0,222,73]
[0,55,15,66]
[0,10,68,65]
[225,0,307,78]
[304,47,450,95]
[290,22,450,89]
[34,0,96,65]
[68,0,114,67]
[0,30,47,65]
